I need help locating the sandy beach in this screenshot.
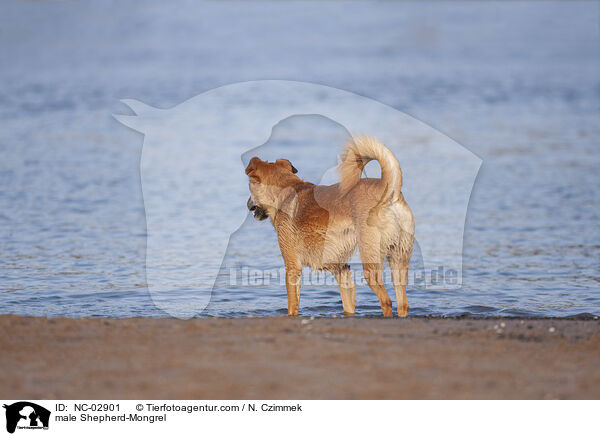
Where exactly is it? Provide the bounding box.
[1,315,598,399]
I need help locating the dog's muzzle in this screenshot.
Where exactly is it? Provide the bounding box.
[247,197,268,221]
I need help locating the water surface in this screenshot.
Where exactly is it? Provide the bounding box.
[0,1,599,318]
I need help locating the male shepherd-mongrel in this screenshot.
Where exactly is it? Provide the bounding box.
[245,135,414,317]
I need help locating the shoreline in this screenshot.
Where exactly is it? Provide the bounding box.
[1,313,598,320]
[1,315,599,399]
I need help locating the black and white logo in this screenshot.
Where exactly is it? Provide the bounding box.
[3,402,50,434]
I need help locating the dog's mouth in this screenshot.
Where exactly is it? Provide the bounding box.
[247,197,268,221]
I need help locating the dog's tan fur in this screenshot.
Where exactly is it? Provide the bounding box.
[245,135,414,317]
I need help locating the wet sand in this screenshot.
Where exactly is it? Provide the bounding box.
[1,315,598,399]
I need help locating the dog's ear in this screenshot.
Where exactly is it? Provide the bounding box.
[245,157,262,182]
[245,157,261,175]
[276,159,298,174]
[247,172,260,183]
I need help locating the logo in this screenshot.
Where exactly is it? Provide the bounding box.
[114,80,481,318]
[3,402,50,434]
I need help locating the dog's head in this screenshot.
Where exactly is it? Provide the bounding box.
[245,157,298,221]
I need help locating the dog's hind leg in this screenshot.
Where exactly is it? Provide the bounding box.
[333,264,356,315]
[362,263,392,317]
[388,229,414,317]
[389,254,409,317]
[358,235,393,317]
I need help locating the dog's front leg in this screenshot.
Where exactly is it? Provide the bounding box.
[333,265,356,315]
[285,268,302,316]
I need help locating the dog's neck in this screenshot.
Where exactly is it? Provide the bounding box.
[267,179,312,223]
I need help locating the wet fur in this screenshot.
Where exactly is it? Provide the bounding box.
[245,135,414,317]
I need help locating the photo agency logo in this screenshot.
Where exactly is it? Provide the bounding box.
[114,80,481,318]
[3,402,50,433]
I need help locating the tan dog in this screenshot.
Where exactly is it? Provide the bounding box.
[245,135,414,317]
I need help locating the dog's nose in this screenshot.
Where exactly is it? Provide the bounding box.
[247,197,256,211]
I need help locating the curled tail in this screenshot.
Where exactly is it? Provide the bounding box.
[337,134,403,201]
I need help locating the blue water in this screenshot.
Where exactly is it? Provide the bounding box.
[0,1,599,318]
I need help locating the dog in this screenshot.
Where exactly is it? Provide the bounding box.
[245,135,414,317]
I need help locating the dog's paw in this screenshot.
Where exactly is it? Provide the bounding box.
[381,305,393,318]
[397,304,409,317]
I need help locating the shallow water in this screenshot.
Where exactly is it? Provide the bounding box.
[0,1,599,318]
